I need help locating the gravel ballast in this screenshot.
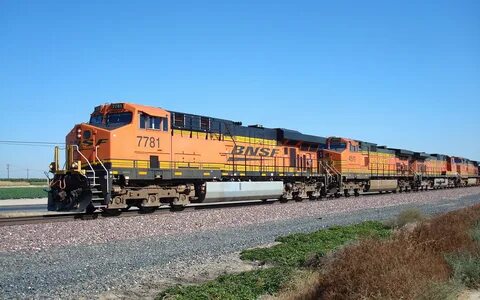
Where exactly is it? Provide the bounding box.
[1,187,480,299]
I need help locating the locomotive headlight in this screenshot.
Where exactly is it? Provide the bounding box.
[76,128,82,139]
[49,162,56,172]
[83,130,91,139]
[71,162,78,169]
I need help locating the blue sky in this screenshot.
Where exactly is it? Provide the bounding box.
[0,0,479,178]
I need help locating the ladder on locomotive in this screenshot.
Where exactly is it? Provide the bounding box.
[85,169,105,203]
[71,144,111,206]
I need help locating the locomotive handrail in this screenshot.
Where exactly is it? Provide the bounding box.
[321,160,341,176]
[71,144,96,186]
[95,146,110,197]
[408,165,418,178]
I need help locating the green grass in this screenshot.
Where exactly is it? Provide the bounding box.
[240,221,391,267]
[0,187,48,199]
[446,253,480,289]
[0,178,45,183]
[471,221,480,243]
[158,267,292,300]
[444,221,480,290]
[417,281,463,300]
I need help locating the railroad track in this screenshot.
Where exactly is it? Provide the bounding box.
[0,199,277,227]
[0,213,86,226]
[1,186,478,227]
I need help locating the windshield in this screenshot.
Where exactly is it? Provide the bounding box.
[89,114,103,125]
[106,112,132,127]
[329,142,347,152]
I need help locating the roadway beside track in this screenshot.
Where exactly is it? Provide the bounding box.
[0,198,47,206]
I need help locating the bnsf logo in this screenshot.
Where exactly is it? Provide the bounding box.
[231,145,279,157]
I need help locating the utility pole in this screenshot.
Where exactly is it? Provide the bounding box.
[27,168,29,179]
[6,164,9,179]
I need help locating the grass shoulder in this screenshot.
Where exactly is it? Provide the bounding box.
[240,220,390,267]
[0,187,47,199]
[157,221,390,300]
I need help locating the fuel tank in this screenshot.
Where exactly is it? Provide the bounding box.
[202,181,284,203]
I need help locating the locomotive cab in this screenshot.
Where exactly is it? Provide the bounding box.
[322,137,364,175]
[48,103,172,212]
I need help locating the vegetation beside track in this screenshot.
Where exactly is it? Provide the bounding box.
[158,205,480,299]
[157,221,390,300]
[285,205,480,300]
[0,187,47,199]
[0,179,47,187]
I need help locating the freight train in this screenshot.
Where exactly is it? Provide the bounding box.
[47,103,480,213]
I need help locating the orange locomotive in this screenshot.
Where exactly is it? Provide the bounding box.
[47,102,479,212]
[322,137,479,197]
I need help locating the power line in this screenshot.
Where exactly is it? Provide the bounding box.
[2,163,47,173]
[0,140,64,144]
[0,140,64,146]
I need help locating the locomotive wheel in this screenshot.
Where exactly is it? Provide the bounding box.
[85,203,96,214]
[72,190,93,212]
[170,204,185,211]
[354,189,360,197]
[344,190,350,197]
[139,206,157,214]
[121,205,132,212]
[279,196,289,203]
[170,198,186,211]
[102,209,122,216]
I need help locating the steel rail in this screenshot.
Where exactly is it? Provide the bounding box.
[1,185,478,227]
[0,200,277,227]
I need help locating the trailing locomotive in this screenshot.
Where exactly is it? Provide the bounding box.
[47,102,479,212]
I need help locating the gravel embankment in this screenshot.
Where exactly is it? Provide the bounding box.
[1,187,480,299]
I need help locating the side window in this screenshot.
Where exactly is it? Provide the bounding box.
[162,117,168,131]
[152,117,160,129]
[140,113,150,129]
[139,113,169,131]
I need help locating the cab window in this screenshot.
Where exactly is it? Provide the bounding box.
[139,113,168,131]
[329,142,346,152]
[106,112,132,127]
[89,114,103,125]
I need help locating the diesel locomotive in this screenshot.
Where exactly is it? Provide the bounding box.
[47,102,480,213]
